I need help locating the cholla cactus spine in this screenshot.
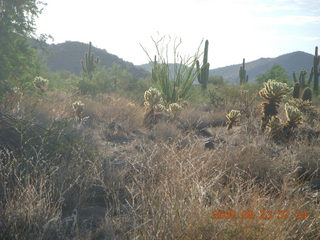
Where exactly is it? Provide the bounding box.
[144,87,163,109]
[266,116,283,137]
[33,76,49,92]
[226,110,241,130]
[168,102,183,118]
[259,79,290,131]
[143,87,165,127]
[284,103,302,128]
[72,100,85,121]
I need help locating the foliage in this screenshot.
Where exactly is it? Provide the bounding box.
[208,75,225,85]
[141,36,201,104]
[255,64,289,84]
[0,0,45,98]
[77,63,150,98]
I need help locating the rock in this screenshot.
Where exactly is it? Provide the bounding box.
[204,140,215,149]
[93,229,115,240]
[199,128,213,137]
[85,184,108,208]
[310,177,320,190]
[105,135,133,144]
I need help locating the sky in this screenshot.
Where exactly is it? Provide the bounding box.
[36,0,320,68]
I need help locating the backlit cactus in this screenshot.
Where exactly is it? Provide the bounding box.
[143,87,164,127]
[144,87,163,108]
[284,103,302,129]
[266,116,283,140]
[72,100,85,121]
[168,102,183,118]
[239,58,248,85]
[226,110,241,130]
[196,40,209,90]
[81,42,99,80]
[259,79,290,131]
[33,76,49,92]
[292,83,300,99]
[289,98,317,126]
[313,46,319,95]
[302,87,312,102]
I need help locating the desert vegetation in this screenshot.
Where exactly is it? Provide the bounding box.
[2,1,320,240]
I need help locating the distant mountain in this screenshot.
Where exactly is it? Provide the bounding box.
[37,41,148,79]
[210,51,314,84]
[139,51,314,84]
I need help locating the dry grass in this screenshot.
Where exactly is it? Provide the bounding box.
[1,89,320,239]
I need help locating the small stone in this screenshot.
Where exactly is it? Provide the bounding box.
[204,140,215,149]
[199,128,213,137]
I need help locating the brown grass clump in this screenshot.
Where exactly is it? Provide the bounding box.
[1,87,320,239]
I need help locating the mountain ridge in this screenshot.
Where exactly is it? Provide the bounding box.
[37,40,314,84]
[37,41,149,79]
[138,51,314,83]
[209,51,313,83]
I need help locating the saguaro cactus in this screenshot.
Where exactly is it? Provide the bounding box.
[302,87,312,102]
[313,46,320,95]
[293,69,313,89]
[81,42,99,80]
[239,58,248,85]
[196,40,209,90]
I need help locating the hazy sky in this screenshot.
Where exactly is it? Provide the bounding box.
[36,0,320,68]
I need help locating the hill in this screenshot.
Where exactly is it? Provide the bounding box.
[37,41,149,79]
[210,51,314,83]
[139,51,314,84]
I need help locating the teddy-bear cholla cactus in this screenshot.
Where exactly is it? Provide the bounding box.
[168,102,183,118]
[143,87,165,127]
[33,76,49,92]
[72,100,85,121]
[226,110,241,130]
[284,103,302,129]
[266,105,302,143]
[144,87,163,109]
[289,98,317,126]
[259,79,290,131]
[266,116,283,141]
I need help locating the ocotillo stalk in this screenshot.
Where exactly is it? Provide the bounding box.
[152,55,157,82]
[239,58,248,85]
[197,40,209,90]
[313,46,319,95]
